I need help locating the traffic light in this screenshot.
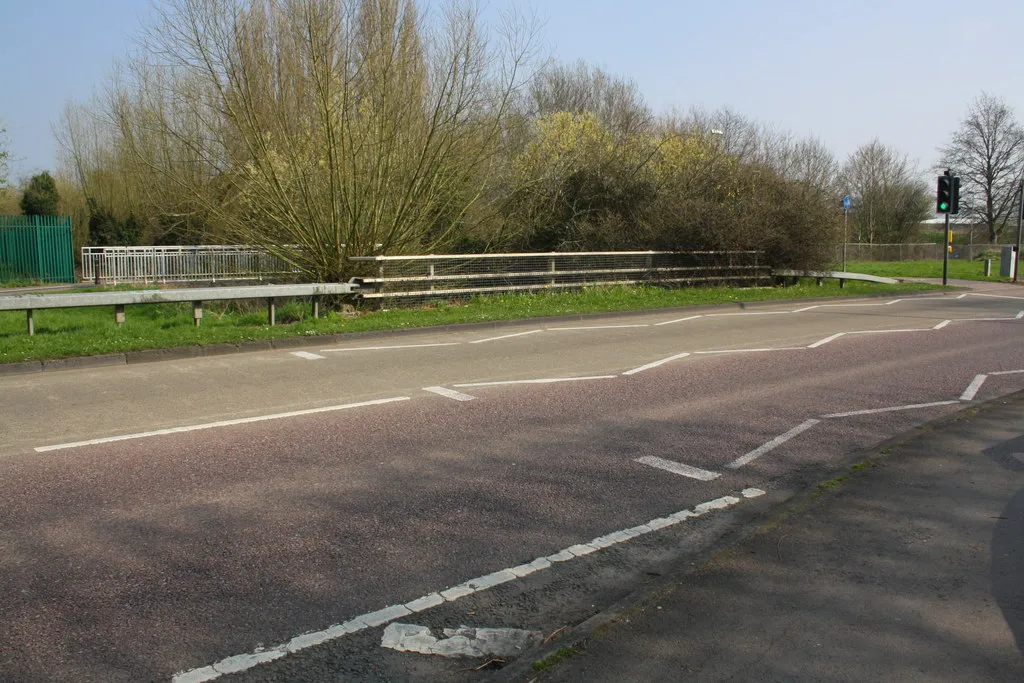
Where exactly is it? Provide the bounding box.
[937,174,952,213]
[950,176,960,214]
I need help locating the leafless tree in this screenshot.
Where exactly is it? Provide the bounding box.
[939,92,1024,243]
[841,139,930,243]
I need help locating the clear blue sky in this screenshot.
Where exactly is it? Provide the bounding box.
[3,0,1023,182]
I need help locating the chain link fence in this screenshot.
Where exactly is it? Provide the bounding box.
[833,243,1016,263]
[349,251,769,303]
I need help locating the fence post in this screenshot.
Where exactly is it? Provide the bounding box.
[549,257,556,286]
[267,298,276,326]
[93,254,102,286]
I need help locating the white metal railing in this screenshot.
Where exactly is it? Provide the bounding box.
[81,246,301,284]
[348,251,769,300]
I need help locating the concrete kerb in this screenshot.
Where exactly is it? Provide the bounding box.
[2,288,963,375]
[491,391,1020,682]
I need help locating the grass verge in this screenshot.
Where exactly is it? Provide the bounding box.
[0,279,945,364]
[845,258,1019,281]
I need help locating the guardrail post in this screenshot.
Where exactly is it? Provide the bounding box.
[114,304,126,327]
[192,301,203,327]
[267,298,276,326]
[839,278,845,289]
[985,259,992,277]
[312,297,320,319]
[27,309,34,336]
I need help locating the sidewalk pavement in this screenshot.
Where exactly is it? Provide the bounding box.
[533,392,1024,682]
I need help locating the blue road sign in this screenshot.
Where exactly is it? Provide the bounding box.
[843,195,851,211]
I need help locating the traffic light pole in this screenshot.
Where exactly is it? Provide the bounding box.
[942,213,950,286]
[1015,179,1022,283]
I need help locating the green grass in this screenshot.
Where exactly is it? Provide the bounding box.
[533,647,582,673]
[845,258,1019,281]
[0,279,945,364]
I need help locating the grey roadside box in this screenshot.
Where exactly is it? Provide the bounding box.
[1000,245,1018,278]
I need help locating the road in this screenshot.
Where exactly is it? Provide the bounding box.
[1,282,1023,682]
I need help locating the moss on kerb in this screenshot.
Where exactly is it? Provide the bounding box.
[532,646,583,672]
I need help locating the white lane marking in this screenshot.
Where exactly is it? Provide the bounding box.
[954,316,1022,321]
[469,329,543,344]
[321,343,460,352]
[694,347,805,354]
[453,375,618,388]
[968,293,1024,300]
[171,490,760,682]
[622,352,691,376]
[654,314,703,327]
[990,369,1024,376]
[290,351,326,360]
[807,332,845,348]
[381,623,541,657]
[35,397,412,453]
[960,375,988,401]
[790,305,821,313]
[706,311,791,317]
[423,386,476,402]
[820,400,959,419]
[635,456,720,481]
[846,328,930,334]
[1018,311,1024,319]
[726,419,820,469]
[957,293,968,299]
[884,299,904,305]
[547,324,650,331]
[933,320,952,330]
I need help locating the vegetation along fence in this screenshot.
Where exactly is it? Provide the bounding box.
[81,245,301,284]
[0,216,75,284]
[348,251,769,301]
[834,243,1019,262]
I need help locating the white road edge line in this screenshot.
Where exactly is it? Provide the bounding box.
[726,419,820,469]
[990,369,1024,376]
[821,400,960,419]
[34,397,412,453]
[453,375,618,388]
[170,488,767,683]
[960,375,988,402]
[321,343,461,352]
[469,329,543,344]
[807,332,845,348]
[954,316,1020,322]
[933,320,952,330]
[654,314,703,327]
[547,324,650,331]
[290,351,326,360]
[635,456,720,481]
[968,293,1024,300]
[694,347,805,355]
[847,328,930,334]
[706,311,791,317]
[423,386,476,402]
[622,352,691,376]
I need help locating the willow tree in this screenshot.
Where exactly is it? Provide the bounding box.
[110,0,536,280]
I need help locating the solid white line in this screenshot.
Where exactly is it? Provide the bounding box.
[635,456,720,481]
[547,324,650,331]
[453,375,617,388]
[960,375,988,401]
[423,386,476,402]
[821,400,959,419]
[469,329,543,344]
[884,299,905,305]
[726,419,820,469]
[990,369,1024,376]
[321,343,460,352]
[790,305,821,313]
[807,332,845,348]
[953,317,1020,322]
[933,320,952,330]
[706,311,791,317]
[290,351,326,360]
[35,397,412,452]
[171,489,759,682]
[654,314,703,326]
[846,328,930,334]
[622,352,691,376]
[694,347,805,354]
[968,293,1024,300]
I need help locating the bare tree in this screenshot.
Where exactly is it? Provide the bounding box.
[0,120,10,193]
[940,92,1024,243]
[841,140,931,244]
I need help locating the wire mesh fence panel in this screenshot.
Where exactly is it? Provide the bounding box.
[833,243,1018,263]
[81,246,301,284]
[349,251,769,305]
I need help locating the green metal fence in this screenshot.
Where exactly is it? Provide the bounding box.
[0,215,75,283]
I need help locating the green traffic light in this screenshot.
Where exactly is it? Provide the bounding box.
[939,202,949,211]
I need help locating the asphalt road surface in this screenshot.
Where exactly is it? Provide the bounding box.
[1,282,1023,682]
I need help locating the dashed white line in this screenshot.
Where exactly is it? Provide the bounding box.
[622,352,691,376]
[453,375,618,388]
[635,456,720,481]
[807,332,845,348]
[726,419,820,469]
[423,386,476,402]
[654,314,703,326]
[933,320,952,330]
[820,400,959,419]
[469,329,543,344]
[960,375,988,401]
[320,343,460,353]
[547,324,650,331]
[694,347,805,355]
[171,489,764,682]
[35,397,412,452]
[290,351,326,360]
